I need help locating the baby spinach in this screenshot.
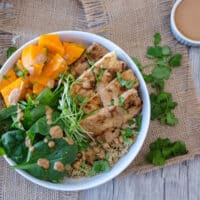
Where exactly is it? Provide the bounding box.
[36,88,63,108]
[0,105,17,121]
[27,116,50,136]
[14,138,78,183]
[22,104,46,129]
[0,118,13,136]
[1,130,28,164]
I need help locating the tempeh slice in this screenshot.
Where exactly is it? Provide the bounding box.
[70,43,108,77]
[80,88,142,135]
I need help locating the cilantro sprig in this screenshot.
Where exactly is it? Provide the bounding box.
[146,138,187,165]
[7,47,17,58]
[132,33,182,126]
[117,72,136,89]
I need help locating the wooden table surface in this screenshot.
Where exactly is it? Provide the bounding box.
[79,47,200,200]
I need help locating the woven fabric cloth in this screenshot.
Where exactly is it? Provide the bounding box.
[79,0,200,175]
[1,0,200,198]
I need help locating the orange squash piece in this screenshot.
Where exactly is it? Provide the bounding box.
[43,53,68,79]
[30,54,68,86]
[0,78,26,106]
[0,70,17,91]
[16,59,25,71]
[38,34,64,55]
[21,45,47,76]
[63,42,85,65]
[33,82,46,95]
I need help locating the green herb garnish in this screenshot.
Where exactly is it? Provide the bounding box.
[132,33,182,125]
[121,128,134,144]
[150,92,178,126]
[85,51,95,66]
[154,32,161,46]
[96,66,105,83]
[58,75,93,142]
[110,99,115,106]
[7,47,17,58]
[146,138,187,166]
[117,72,135,89]
[90,160,110,175]
[3,74,10,80]
[118,95,124,107]
[14,66,27,78]
[136,114,142,131]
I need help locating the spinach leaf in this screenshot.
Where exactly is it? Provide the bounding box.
[1,130,28,164]
[22,104,46,129]
[14,138,78,183]
[27,116,50,136]
[0,105,17,121]
[36,88,63,108]
[0,118,13,136]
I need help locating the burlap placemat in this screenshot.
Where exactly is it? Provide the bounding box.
[79,0,200,175]
[1,0,200,197]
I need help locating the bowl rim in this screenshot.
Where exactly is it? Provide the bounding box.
[1,31,151,191]
[170,0,200,45]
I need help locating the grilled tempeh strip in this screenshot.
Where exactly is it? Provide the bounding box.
[70,51,125,99]
[83,69,139,113]
[70,43,108,78]
[80,88,142,136]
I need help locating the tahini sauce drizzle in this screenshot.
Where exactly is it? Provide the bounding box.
[175,0,200,41]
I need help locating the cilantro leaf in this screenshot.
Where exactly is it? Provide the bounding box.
[96,66,105,83]
[7,47,17,58]
[110,99,114,106]
[169,54,182,67]
[120,127,136,144]
[90,160,110,175]
[143,74,154,83]
[136,114,143,131]
[147,46,163,58]
[151,79,164,92]
[150,92,178,125]
[151,65,171,80]
[162,46,171,56]
[131,57,144,74]
[117,72,135,89]
[146,138,187,166]
[165,111,178,126]
[118,95,124,107]
[154,32,161,46]
[85,51,95,66]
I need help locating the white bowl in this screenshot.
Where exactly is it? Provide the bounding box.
[170,0,200,46]
[0,31,150,191]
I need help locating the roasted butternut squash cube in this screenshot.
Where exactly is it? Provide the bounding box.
[21,45,47,76]
[30,54,68,87]
[38,34,64,55]
[43,53,68,79]
[16,59,25,71]
[63,42,85,65]
[0,78,26,106]
[33,82,46,95]
[0,70,17,91]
